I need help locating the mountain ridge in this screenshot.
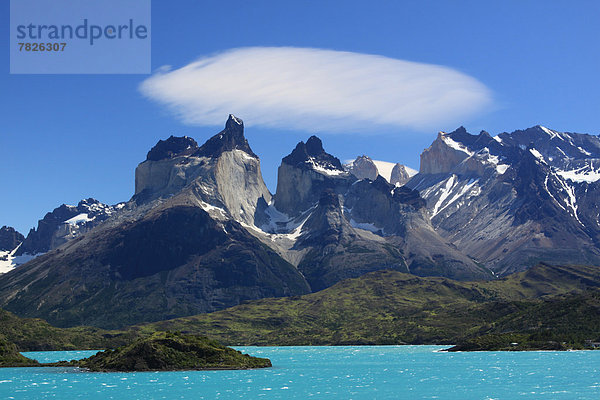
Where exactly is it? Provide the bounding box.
[2,118,600,329]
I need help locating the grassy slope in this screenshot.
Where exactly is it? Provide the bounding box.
[134,264,600,347]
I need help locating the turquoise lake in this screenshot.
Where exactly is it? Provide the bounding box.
[1,346,599,399]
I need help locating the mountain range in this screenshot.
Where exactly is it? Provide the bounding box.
[1,116,599,328]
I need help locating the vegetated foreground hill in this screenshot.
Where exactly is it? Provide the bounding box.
[135,263,600,347]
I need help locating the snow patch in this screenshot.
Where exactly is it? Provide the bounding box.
[64,213,93,225]
[308,158,344,176]
[0,244,43,274]
[554,174,583,225]
[371,160,418,181]
[432,175,457,217]
[372,160,395,181]
[258,202,313,241]
[434,178,479,217]
[230,114,243,125]
[234,149,257,161]
[199,201,227,217]
[441,134,473,156]
[529,148,545,163]
[578,146,592,156]
[350,219,383,234]
[496,164,510,174]
[539,126,559,139]
[555,167,600,183]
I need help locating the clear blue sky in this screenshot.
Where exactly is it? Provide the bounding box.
[1,0,600,234]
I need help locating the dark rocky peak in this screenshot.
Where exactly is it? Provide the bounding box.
[444,126,497,153]
[282,135,343,171]
[306,135,325,156]
[194,114,257,158]
[445,126,470,143]
[146,135,199,161]
[0,226,24,251]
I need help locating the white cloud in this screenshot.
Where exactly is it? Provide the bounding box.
[140,47,492,133]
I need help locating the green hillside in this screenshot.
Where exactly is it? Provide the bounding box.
[134,264,600,347]
[2,263,599,351]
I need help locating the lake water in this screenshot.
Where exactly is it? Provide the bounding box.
[1,346,599,399]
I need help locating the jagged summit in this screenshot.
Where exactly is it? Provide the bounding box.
[195,114,257,158]
[146,136,199,161]
[282,136,343,171]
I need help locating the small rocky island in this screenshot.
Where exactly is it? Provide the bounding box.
[69,332,271,372]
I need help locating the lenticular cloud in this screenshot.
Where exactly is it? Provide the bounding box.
[140,47,492,133]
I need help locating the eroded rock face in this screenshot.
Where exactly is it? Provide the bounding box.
[420,129,471,175]
[0,116,500,329]
[134,115,271,226]
[345,155,378,181]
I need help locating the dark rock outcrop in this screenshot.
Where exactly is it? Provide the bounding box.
[0,227,24,252]
[146,135,199,161]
